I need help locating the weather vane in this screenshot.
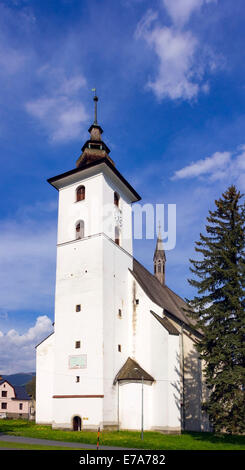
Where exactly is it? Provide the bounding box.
[91,88,98,125]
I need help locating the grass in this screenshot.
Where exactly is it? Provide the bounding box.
[0,419,244,450]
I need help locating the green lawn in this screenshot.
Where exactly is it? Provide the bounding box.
[0,419,244,450]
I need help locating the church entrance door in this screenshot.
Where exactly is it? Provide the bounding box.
[73,416,82,431]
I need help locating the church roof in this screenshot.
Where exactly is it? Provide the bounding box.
[150,310,179,335]
[131,258,198,331]
[113,357,154,384]
[47,157,141,202]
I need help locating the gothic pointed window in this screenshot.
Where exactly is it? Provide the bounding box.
[76,185,85,202]
[158,261,161,273]
[115,226,120,246]
[76,220,84,240]
[114,191,120,207]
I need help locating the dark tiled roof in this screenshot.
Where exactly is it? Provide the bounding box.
[150,310,179,335]
[13,386,31,401]
[131,258,196,330]
[47,157,141,202]
[114,357,154,384]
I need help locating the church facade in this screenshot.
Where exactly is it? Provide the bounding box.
[36,96,209,433]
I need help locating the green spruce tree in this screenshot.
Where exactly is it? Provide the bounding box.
[187,185,245,434]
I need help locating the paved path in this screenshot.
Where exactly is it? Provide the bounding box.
[0,434,133,450]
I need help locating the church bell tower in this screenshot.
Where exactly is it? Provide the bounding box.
[44,92,141,430]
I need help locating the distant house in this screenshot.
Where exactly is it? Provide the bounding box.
[0,376,31,419]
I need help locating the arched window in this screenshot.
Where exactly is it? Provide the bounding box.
[114,191,120,207]
[115,226,120,246]
[75,220,84,240]
[158,261,161,273]
[76,185,85,202]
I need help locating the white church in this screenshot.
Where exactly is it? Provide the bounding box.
[36,95,208,433]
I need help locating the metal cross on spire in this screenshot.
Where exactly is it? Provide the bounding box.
[91,88,98,125]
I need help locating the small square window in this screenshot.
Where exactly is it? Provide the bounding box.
[118,344,121,352]
[76,305,81,312]
[1,403,7,410]
[1,391,7,397]
[75,341,81,349]
[135,299,139,305]
[76,376,80,383]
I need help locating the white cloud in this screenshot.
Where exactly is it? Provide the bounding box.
[172,151,231,179]
[0,316,53,374]
[162,0,217,27]
[149,25,198,100]
[26,69,89,143]
[136,0,219,101]
[26,96,88,143]
[171,147,245,190]
[136,9,216,101]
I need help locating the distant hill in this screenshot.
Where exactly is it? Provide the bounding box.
[1,373,36,386]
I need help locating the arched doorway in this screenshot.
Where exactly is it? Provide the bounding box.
[73,416,82,431]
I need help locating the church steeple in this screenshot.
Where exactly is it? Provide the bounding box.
[76,90,114,168]
[153,223,166,285]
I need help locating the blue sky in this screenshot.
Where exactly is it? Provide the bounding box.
[0,0,245,374]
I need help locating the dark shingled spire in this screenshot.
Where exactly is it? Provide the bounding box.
[76,90,114,168]
[153,223,166,285]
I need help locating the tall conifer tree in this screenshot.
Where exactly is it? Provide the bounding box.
[188,185,245,433]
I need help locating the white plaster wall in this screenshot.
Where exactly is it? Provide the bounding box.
[56,167,134,252]
[52,397,103,429]
[119,382,152,430]
[102,236,133,426]
[36,333,54,424]
[127,272,181,431]
[53,236,104,400]
[57,171,103,245]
